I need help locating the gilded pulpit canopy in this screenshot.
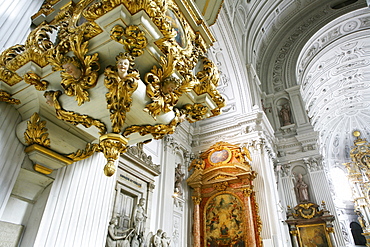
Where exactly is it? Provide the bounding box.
[0,0,225,176]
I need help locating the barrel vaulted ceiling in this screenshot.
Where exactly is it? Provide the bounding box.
[225,0,369,161]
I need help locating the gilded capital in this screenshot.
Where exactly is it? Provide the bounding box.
[192,196,202,205]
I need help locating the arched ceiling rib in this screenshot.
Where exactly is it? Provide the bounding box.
[241,0,366,94]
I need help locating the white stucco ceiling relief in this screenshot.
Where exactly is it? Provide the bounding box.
[297,8,370,160]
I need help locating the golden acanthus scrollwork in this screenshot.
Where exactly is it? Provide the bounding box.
[110,25,148,57]
[104,53,140,133]
[66,143,100,162]
[123,109,183,139]
[83,0,172,38]
[24,112,51,147]
[194,56,225,117]
[0,22,58,86]
[144,53,197,119]
[48,32,100,105]
[24,72,49,91]
[0,90,20,105]
[181,103,208,123]
[31,0,58,20]
[44,90,107,135]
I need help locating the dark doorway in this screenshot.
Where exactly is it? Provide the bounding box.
[350,222,366,245]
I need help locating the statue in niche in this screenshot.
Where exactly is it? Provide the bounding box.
[174,163,185,196]
[106,216,135,247]
[294,173,310,202]
[279,103,292,126]
[132,198,147,237]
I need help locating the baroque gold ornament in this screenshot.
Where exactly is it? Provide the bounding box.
[24,112,51,147]
[105,53,139,133]
[24,72,49,91]
[194,56,225,116]
[144,53,196,119]
[49,31,100,105]
[66,143,100,161]
[124,109,183,139]
[99,133,128,177]
[181,103,208,123]
[44,90,107,135]
[0,90,20,105]
[110,25,148,57]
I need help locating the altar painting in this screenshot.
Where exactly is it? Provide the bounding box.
[205,193,245,247]
[297,223,331,247]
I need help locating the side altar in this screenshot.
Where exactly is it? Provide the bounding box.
[187,142,262,247]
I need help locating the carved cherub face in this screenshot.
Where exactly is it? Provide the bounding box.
[162,77,179,94]
[62,62,82,79]
[117,58,130,79]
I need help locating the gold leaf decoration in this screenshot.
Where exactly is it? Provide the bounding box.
[49,31,100,105]
[181,103,208,123]
[144,53,197,119]
[24,112,51,147]
[104,53,140,133]
[24,72,49,91]
[99,134,128,177]
[44,90,107,135]
[110,25,148,57]
[194,56,226,116]
[66,143,100,161]
[123,109,183,139]
[0,90,20,105]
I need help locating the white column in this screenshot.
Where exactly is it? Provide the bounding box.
[0,103,25,216]
[33,152,116,247]
[251,140,285,247]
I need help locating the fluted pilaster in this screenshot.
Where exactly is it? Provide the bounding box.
[33,153,116,247]
[0,103,25,216]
